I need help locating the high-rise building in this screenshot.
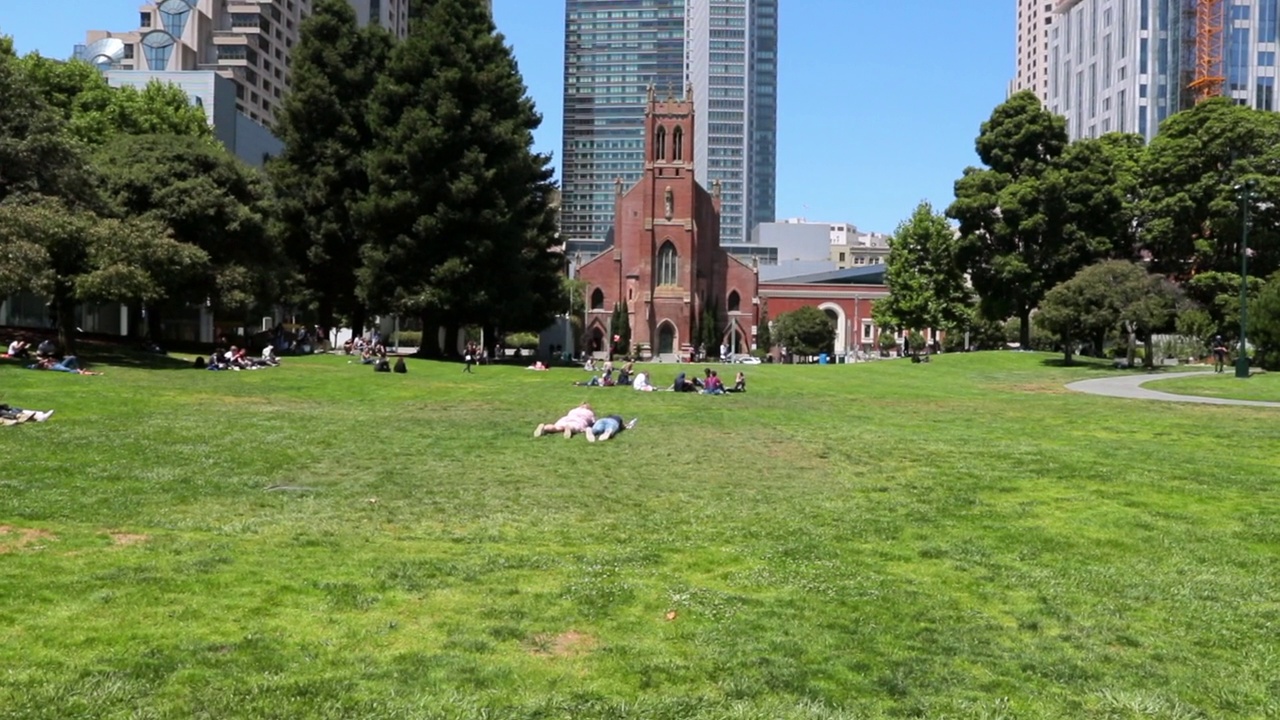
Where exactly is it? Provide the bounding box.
[687,0,777,244]
[1046,0,1280,142]
[560,0,687,242]
[560,0,778,244]
[1014,0,1055,102]
[75,0,412,128]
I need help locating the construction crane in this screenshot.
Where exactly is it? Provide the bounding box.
[1188,0,1226,102]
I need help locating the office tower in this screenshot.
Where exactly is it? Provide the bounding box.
[687,0,777,244]
[560,0,778,244]
[1014,0,1055,102]
[1047,0,1280,142]
[75,0,411,128]
[560,0,687,242]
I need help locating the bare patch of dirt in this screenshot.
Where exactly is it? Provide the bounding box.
[525,630,597,658]
[109,533,150,546]
[0,525,56,553]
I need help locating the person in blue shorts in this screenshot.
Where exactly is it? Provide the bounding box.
[584,415,637,442]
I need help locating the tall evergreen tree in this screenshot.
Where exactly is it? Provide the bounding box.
[270,0,391,333]
[359,0,563,357]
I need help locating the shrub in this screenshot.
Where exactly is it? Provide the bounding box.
[504,332,539,350]
[393,331,422,347]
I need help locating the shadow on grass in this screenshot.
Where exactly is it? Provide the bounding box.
[1038,356,1114,369]
[82,348,195,371]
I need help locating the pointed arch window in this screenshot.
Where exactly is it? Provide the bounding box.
[657,241,678,286]
[672,126,683,161]
[590,288,605,310]
[727,290,741,312]
[654,126,666,161]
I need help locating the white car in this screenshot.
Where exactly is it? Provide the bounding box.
[731,354,762,365]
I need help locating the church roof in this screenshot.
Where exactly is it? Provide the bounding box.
[763,265,886,286]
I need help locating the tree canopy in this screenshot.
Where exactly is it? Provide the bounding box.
[1035,260,1175,365]
[873,200,970,335]
[269,0,391,333]
[773,305,835,357]
[359,0,563,356]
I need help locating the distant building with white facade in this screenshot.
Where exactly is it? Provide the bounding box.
[731,218,888,281]
[1014,0,1055,103]
[105,70,283,168]
[1046,0,1280,142]
[828,222,890,268]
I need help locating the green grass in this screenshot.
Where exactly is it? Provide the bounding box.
[1,350,1278,719]
[1146,370,1280,403]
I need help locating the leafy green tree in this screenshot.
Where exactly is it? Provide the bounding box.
[95,134,276,336]
[0,44,96,206]
[949,92,1133,347]
[873,200,970,336]
[1183,270,1267,341]
[613,300,632,358]
[269,0,391,334]
[1250,270,1280,369]
[18,53,209,145]
[773,305,835,357]
[359,0,562,357]
[1141,98,1280,279]
[1036,260,1175,365]
[0,197,206,353]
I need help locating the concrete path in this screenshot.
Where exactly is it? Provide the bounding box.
[1066,370,1280,408]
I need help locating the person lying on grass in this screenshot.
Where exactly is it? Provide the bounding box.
[0,404,54,425]
[533,402,595,439]
[573,369,615,387]
[584,415,637,442]
[27,356,102,375]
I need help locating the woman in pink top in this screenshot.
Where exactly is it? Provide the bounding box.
[533,403,596,439]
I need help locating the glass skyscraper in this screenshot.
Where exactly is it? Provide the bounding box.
[1046,0,1280,142]
[560,0,778,243]
[561,0,687,241]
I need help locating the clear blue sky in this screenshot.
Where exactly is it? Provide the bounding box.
[1,0,1013,234]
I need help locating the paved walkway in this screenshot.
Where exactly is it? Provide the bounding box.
[1066,370,1280,408]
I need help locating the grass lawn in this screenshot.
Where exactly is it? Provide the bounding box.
[1,349,1278,719]
[1145,370,1280,403]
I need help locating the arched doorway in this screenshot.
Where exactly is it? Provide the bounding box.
[657,322,676,355]
[818,302,847,356]
[590,325,605,354]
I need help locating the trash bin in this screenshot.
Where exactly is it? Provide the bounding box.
[819,353,829,365]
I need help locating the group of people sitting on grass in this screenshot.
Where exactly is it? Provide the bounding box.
[532,402,637,442]
[572,362,745,394]
[202,345,281,371]
[5,338,103,375]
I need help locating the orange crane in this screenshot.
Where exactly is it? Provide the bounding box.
[1188,0,1226,102]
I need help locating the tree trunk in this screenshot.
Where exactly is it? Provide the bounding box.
[350,305,367,348]
[1062,331,1073,365]
[53,284,77,357]
[415,310,441,359]
[1125,322,1137,368]
[1019,308,1031,349]
[1142,332,1155,369]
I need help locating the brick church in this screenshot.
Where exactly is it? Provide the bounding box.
[576,86,759,360]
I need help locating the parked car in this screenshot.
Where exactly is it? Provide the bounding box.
[731,354,762,365]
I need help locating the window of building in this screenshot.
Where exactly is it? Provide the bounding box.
[140,11,152,27]
[590,288,605,310]
[657,241,678,286]
[159,0,193,37]
[672,126,683,161]
[141,31,174,71]
[654,126,666,161]
[727,290,740,312]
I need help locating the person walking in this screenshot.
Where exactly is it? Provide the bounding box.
[1212,335,1229,374]
[463,344,475,374]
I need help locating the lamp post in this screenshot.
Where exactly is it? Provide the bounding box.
[1235,180,1256,379]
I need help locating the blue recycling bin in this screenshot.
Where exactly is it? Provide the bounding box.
[819,353,829,365]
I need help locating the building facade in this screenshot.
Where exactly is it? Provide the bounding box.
[105,70,284,167]
[560,0,687,242]
[76,0,418,129]
[560,0,777,244]
[1014,0,1055,102]
[576,88,760,360]
[687,0,778,243]
[1046,0,1280,142]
